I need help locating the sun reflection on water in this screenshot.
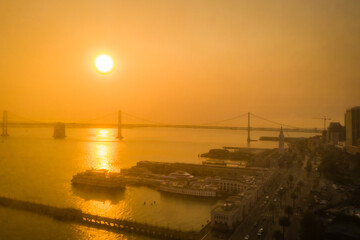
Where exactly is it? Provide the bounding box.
[92,129,114,171]
[96,144,110,170]
[75,129,131,224]
[96,129,110,138]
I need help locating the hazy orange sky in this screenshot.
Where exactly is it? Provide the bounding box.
[0,0,359,128]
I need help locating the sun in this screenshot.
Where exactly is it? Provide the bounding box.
[94,54,114,74]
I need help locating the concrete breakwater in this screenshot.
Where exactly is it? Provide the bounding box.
[0,196,205,240]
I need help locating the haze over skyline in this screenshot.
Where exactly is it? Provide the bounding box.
[1,0,359,128]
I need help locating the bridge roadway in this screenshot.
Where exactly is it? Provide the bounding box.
[0,196,204,240]
[6,122,321,133]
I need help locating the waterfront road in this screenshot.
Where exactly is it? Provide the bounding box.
[205,154,312,240]
[229,167,289,240]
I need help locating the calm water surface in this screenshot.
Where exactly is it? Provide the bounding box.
[0,127,315,239]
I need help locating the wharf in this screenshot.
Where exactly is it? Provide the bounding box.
[223,147,269,151]
[0,196,204,240]
[136,161,269,177]
[259,136,306,142]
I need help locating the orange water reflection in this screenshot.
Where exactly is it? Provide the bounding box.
[74,199,131,240]
[93,129,113,171]
[75,128,130,227]
[96,129,110,138]
[96,144,110,170]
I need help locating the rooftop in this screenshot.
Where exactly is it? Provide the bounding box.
[211,203,240,216]
[347,106,360,111]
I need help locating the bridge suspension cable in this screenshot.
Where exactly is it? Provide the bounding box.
[200,113,248,125]
[76,111,118,123]
[250,113,300,129]
[6,111,44,123]
[121,111,168,125]
[5,110,304,131]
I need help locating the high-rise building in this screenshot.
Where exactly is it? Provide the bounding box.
[327,122,345,145]
[345,106,360,154]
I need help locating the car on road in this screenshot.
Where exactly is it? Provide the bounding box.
[257,227,264,237]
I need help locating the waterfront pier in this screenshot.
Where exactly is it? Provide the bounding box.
[0,196,202,240]
[136,161,270,177]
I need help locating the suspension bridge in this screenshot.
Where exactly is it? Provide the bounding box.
[0,110,321,138]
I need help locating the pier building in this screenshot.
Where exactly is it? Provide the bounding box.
[210,188,259,231]
[136,161,269,178]
[210,168,278,231]
[218,179,250,193]
[211,203,242,231]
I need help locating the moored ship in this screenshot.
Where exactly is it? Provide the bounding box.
[201,148,253,160]
[159,181,218,197]
[71,169,125,189]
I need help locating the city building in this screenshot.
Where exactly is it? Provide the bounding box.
[218,179,250,193]
[326,122,345,145]
[345,106,360,155]
[307,135,323,153]
[210,169,278,232]
[211,203,242,231]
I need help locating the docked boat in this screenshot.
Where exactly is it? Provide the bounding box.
[202,159,247,168]
[159,181,217,197]
[200,148,253,160]
[71,169,125,189]
[168,170,194,180]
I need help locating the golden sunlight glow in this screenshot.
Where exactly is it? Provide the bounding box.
[97,129,110,137]
[96,144,109,170]
[94,54,114,73]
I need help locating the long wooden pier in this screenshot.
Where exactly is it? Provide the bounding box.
[0,196,204,240]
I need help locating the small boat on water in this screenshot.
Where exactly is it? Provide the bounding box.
[71,169,125,189]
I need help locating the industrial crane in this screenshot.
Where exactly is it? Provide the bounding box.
[313,116,331,130]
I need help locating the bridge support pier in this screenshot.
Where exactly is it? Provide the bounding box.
[53,122,66,138]
[1,110,9,137]
[117,110,123,139]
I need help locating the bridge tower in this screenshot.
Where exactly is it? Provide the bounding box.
[117,110,123,139]
[1,110,9,137]
[247,112,250,142]
[279,126,284,154]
